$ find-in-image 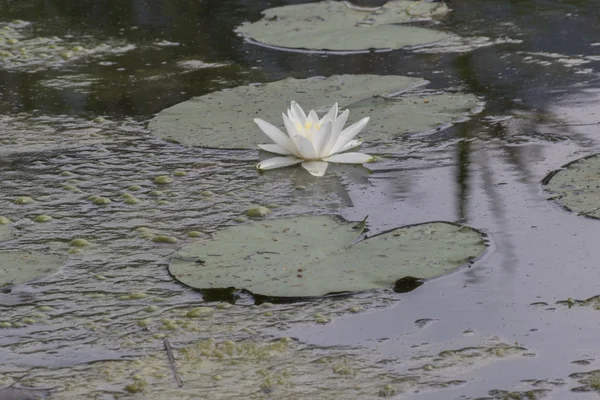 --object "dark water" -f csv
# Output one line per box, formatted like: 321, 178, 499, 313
2, 0, 600, 398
